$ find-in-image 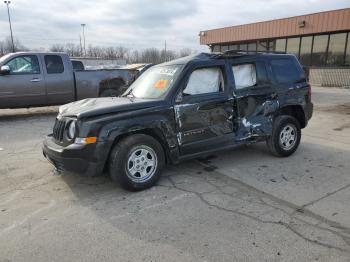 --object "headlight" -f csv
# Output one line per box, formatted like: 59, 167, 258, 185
67, 121, 76, 140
